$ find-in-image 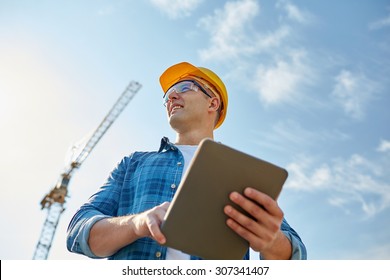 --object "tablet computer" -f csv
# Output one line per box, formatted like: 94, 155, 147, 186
160, 138, 288, 259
